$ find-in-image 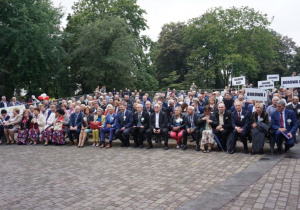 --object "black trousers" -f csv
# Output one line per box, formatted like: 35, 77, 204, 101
146, 128, 168, 146
131, 128, 146, 146
215, 129, 230, 150
183, 128, 200, 145
231, 129, 249, 150
116, 128, 132, 146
